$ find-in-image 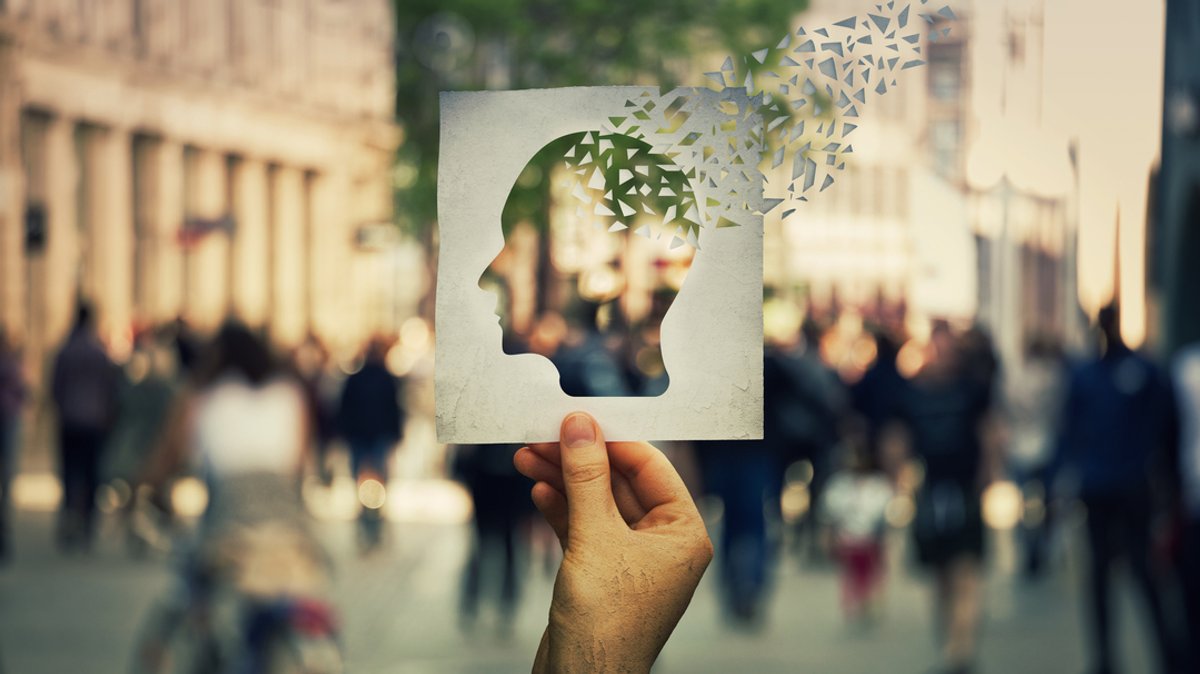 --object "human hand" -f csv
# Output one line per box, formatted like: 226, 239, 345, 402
514, 412, 713, 674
